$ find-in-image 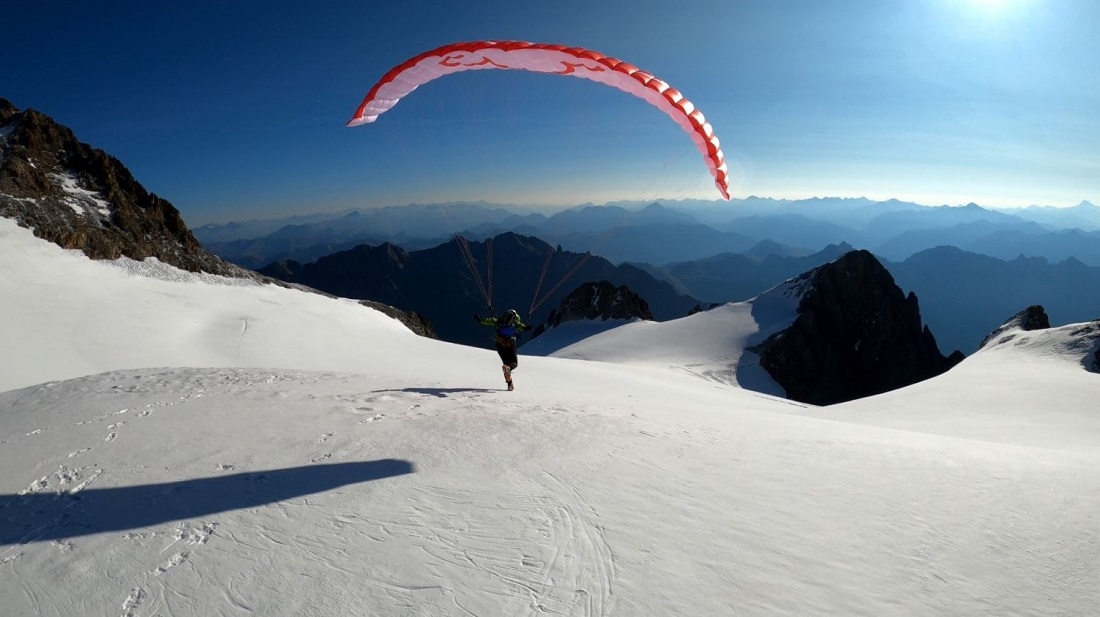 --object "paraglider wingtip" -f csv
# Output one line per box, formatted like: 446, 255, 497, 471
345, 117, 373, 127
